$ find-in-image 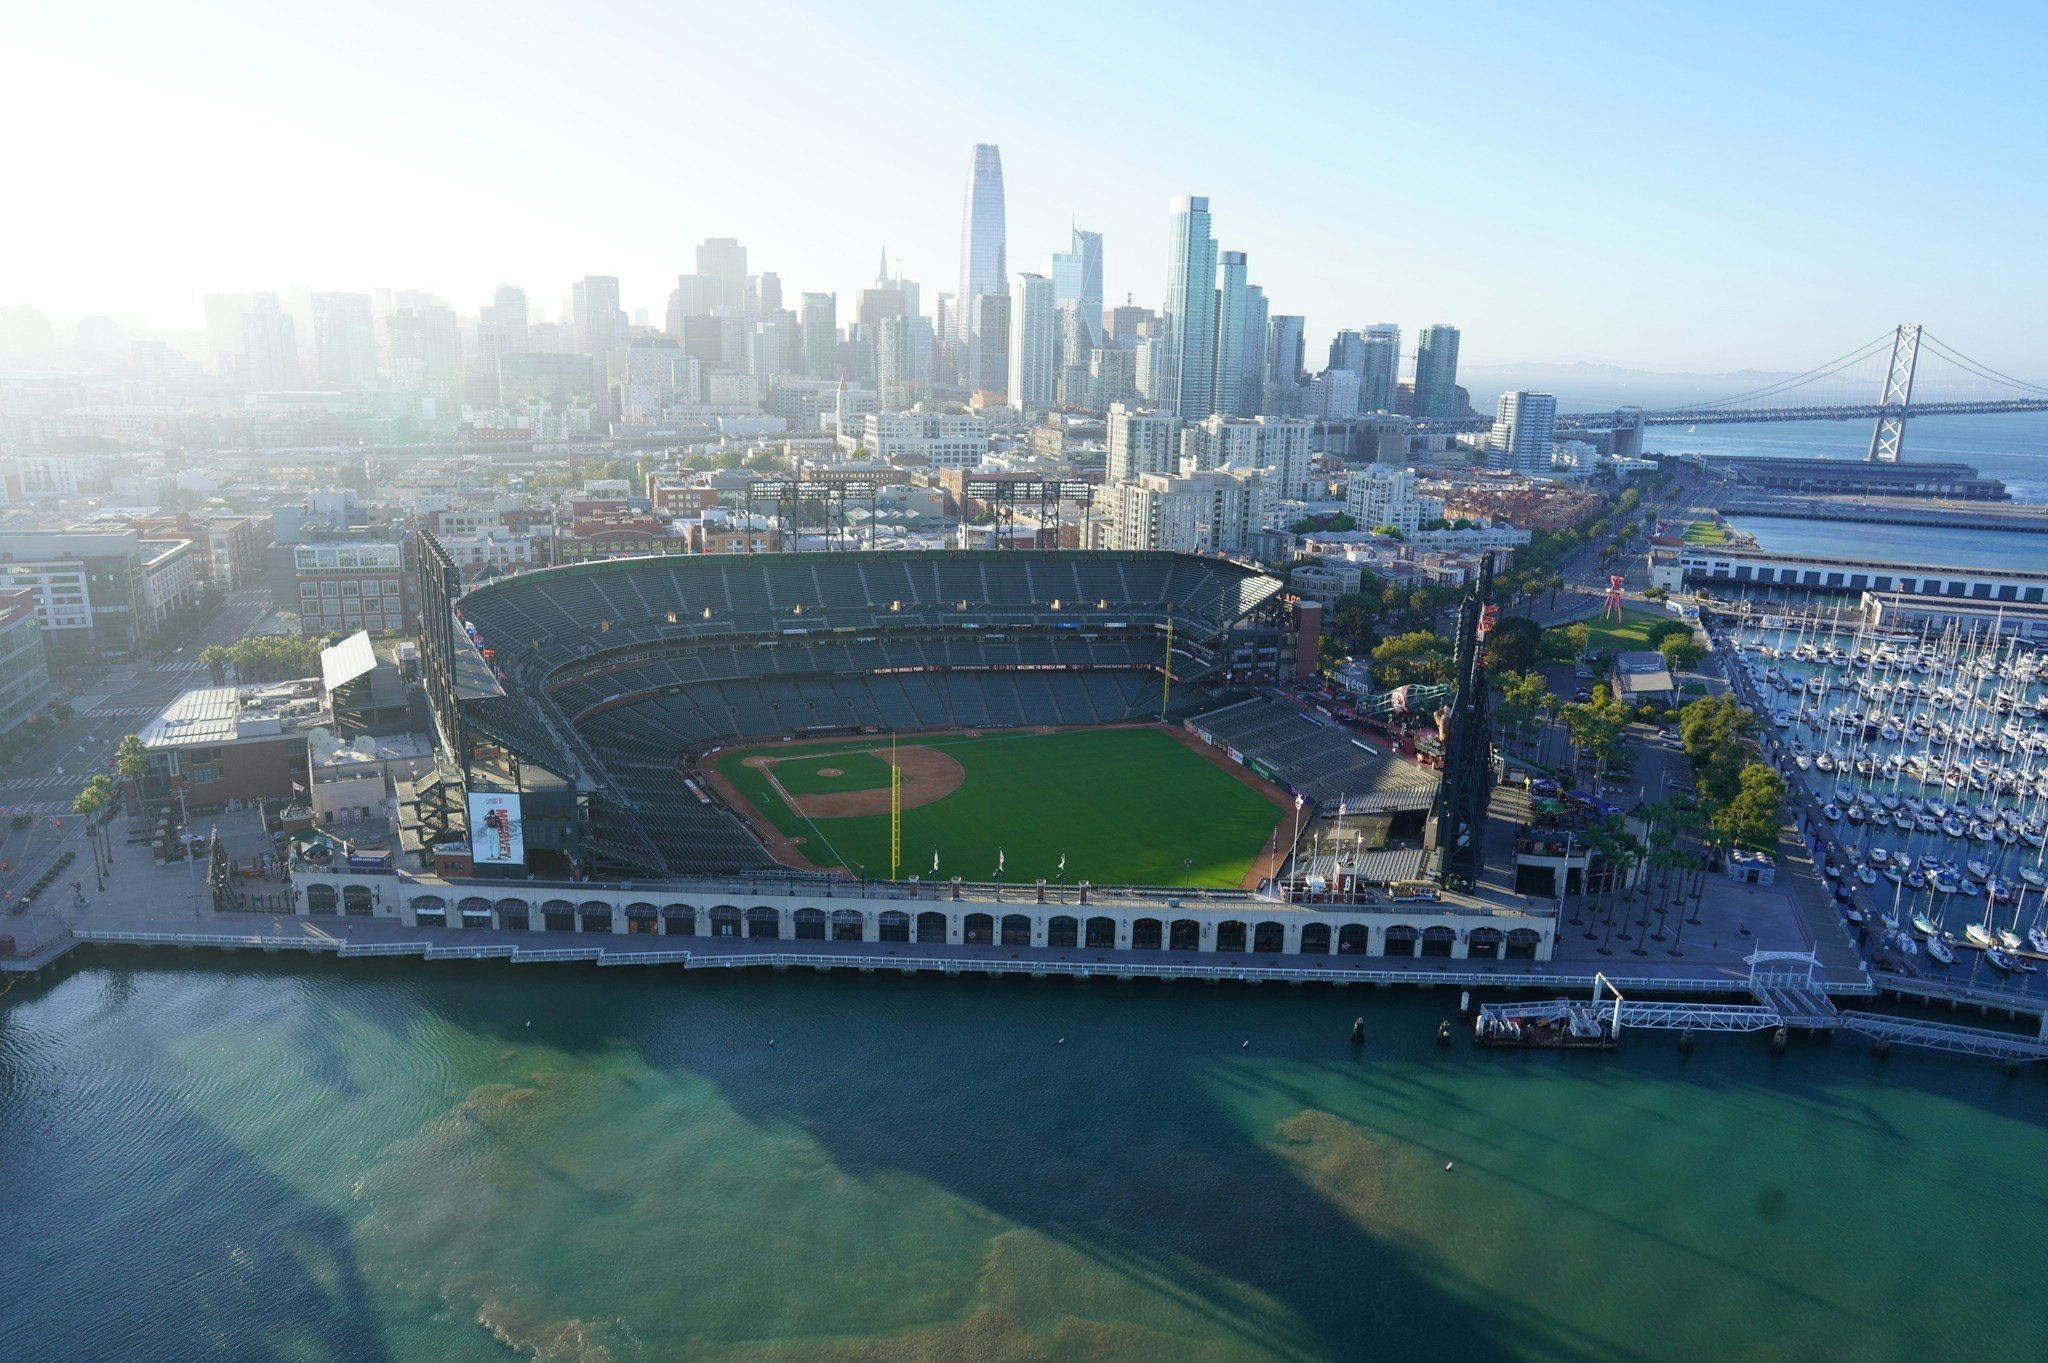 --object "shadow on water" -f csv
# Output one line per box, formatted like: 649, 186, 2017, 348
0, 969, 396, 1363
